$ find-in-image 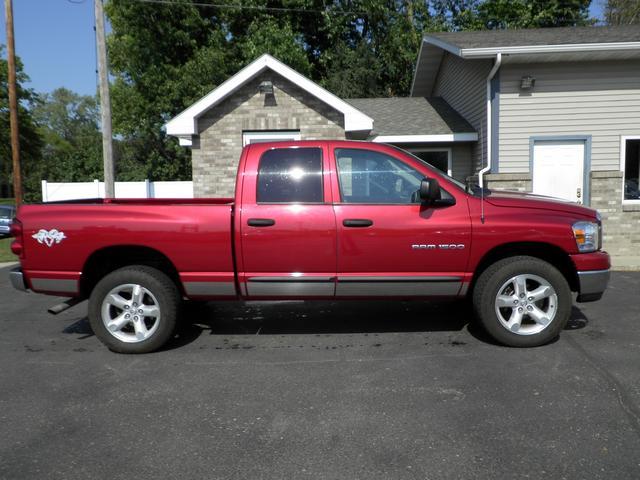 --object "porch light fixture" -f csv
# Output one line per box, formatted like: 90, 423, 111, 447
259, 80, 274, 95
520, 76, 536, 90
